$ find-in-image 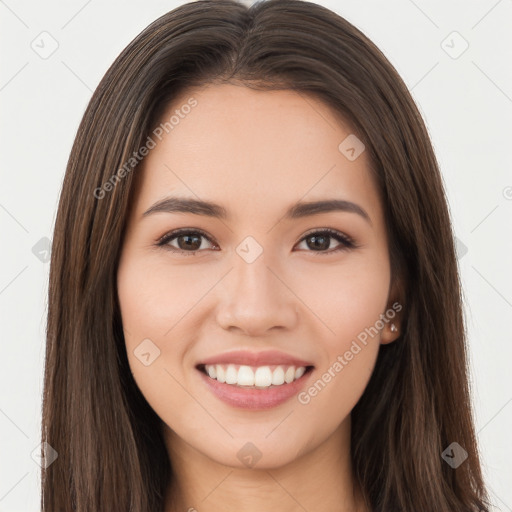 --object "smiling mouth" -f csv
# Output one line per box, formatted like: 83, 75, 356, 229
196, 363, 314, 389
